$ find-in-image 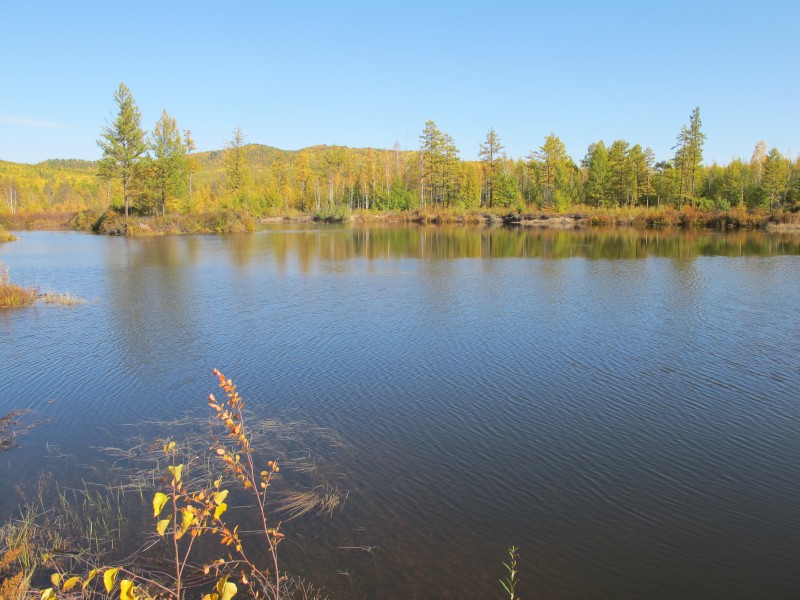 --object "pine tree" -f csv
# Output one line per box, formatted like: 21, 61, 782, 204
97, 83, 147, 223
